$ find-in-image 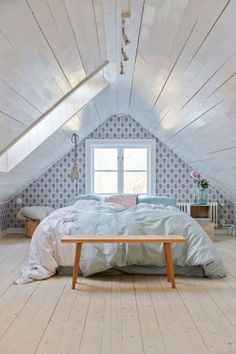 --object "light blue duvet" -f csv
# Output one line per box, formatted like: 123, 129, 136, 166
16, 200, 226, 284
73, 202, 226, 278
